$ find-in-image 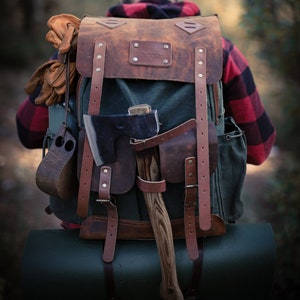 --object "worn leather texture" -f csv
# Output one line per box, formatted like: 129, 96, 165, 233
76, 16, 222, 84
